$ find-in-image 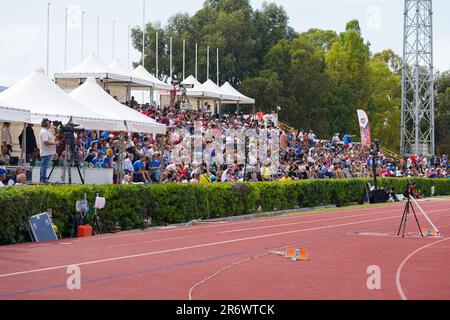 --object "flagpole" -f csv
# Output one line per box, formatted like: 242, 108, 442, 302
46, 2, 51, 75
170, 36, 173, 78
216, 48, 219, 85
97, 16, 100, 57
207, 45, 210, 80
155, 31, 159, 77
195, 42, 198, 79
142, 0, 145, 66
64, 7, 68, 70
127, 24, 130, 67
81, 11, 85, 61
112, 20, 116, 61
183, 39, 186, 80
